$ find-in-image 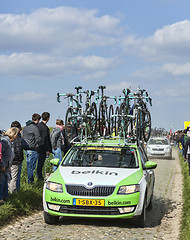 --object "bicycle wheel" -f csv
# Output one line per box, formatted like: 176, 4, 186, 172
115, 106, 120, 136
89, 102, 97, 137
120, 102, 130, 115
136, 110, 143, 145
108, 104, 114, 135
120, 103, 129, 136
142, 110, 151, 142
65, 107, 77, 143
98, 102, 106, 136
